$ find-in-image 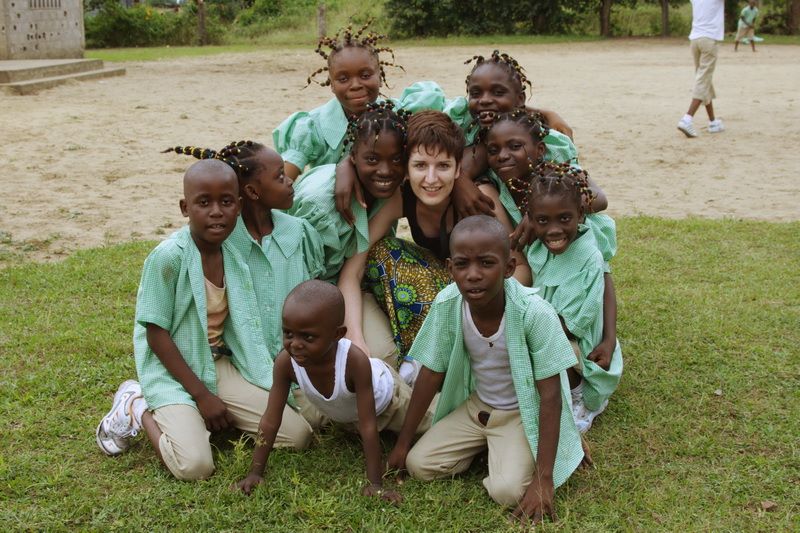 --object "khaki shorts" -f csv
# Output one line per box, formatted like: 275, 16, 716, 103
736, 26, 755, 41
690, 37, 718, 105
